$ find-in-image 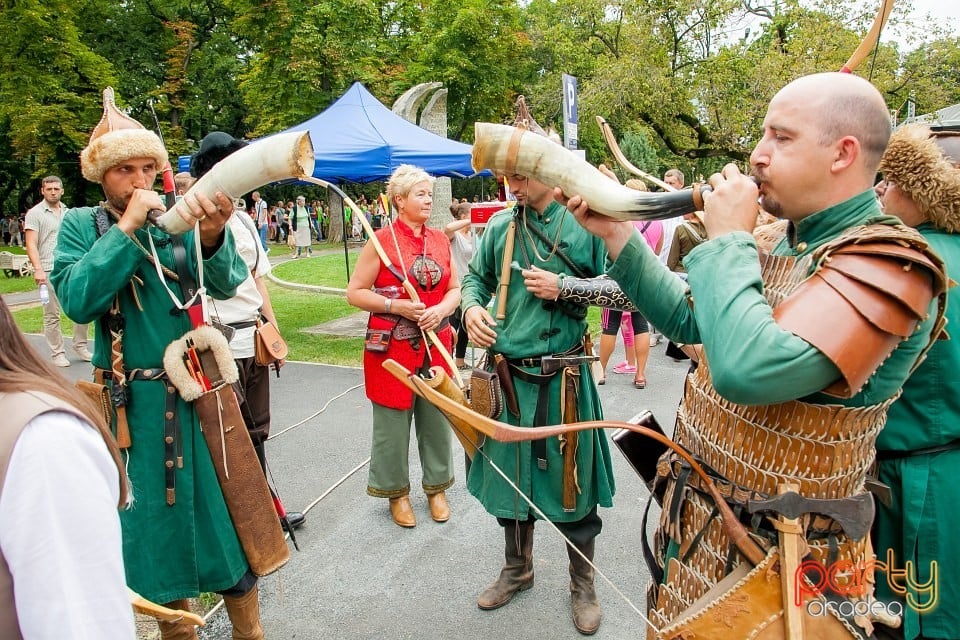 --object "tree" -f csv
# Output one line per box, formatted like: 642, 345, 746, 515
0, 0, 116, 211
